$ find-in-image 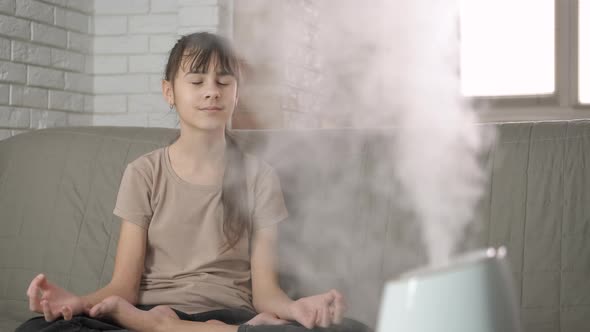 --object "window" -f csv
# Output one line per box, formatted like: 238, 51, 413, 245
459, 0, 555, 97
580, 0, 590, 104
